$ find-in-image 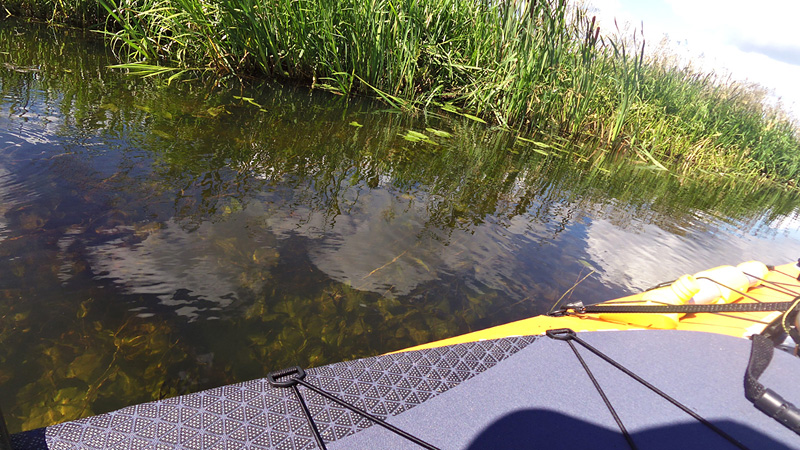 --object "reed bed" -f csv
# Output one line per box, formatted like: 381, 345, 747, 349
5, 0, 800, 181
